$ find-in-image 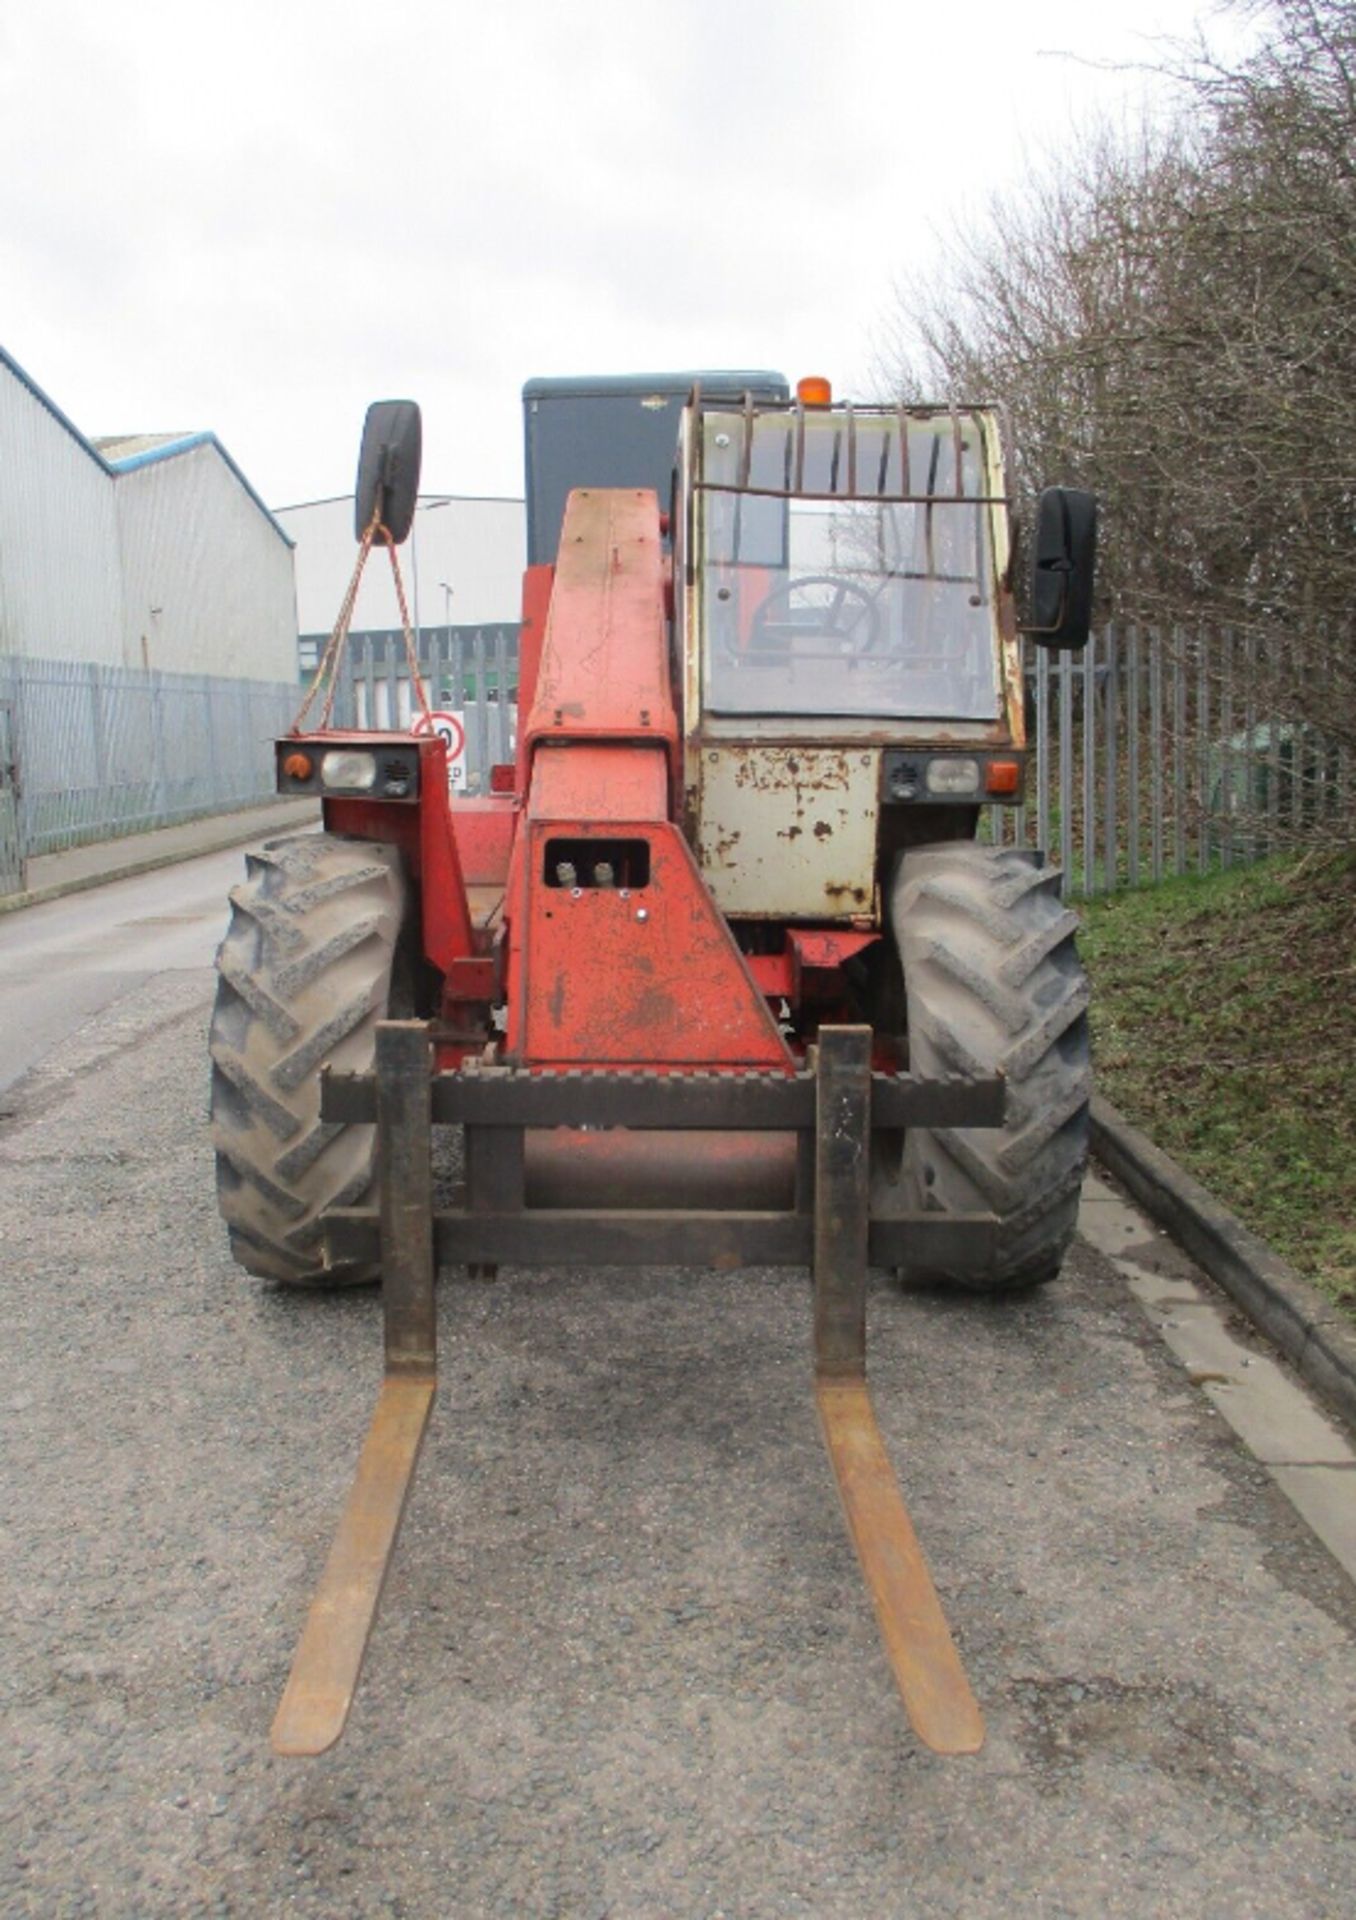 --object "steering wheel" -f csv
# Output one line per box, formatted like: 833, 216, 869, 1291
749, 575, 882, 655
